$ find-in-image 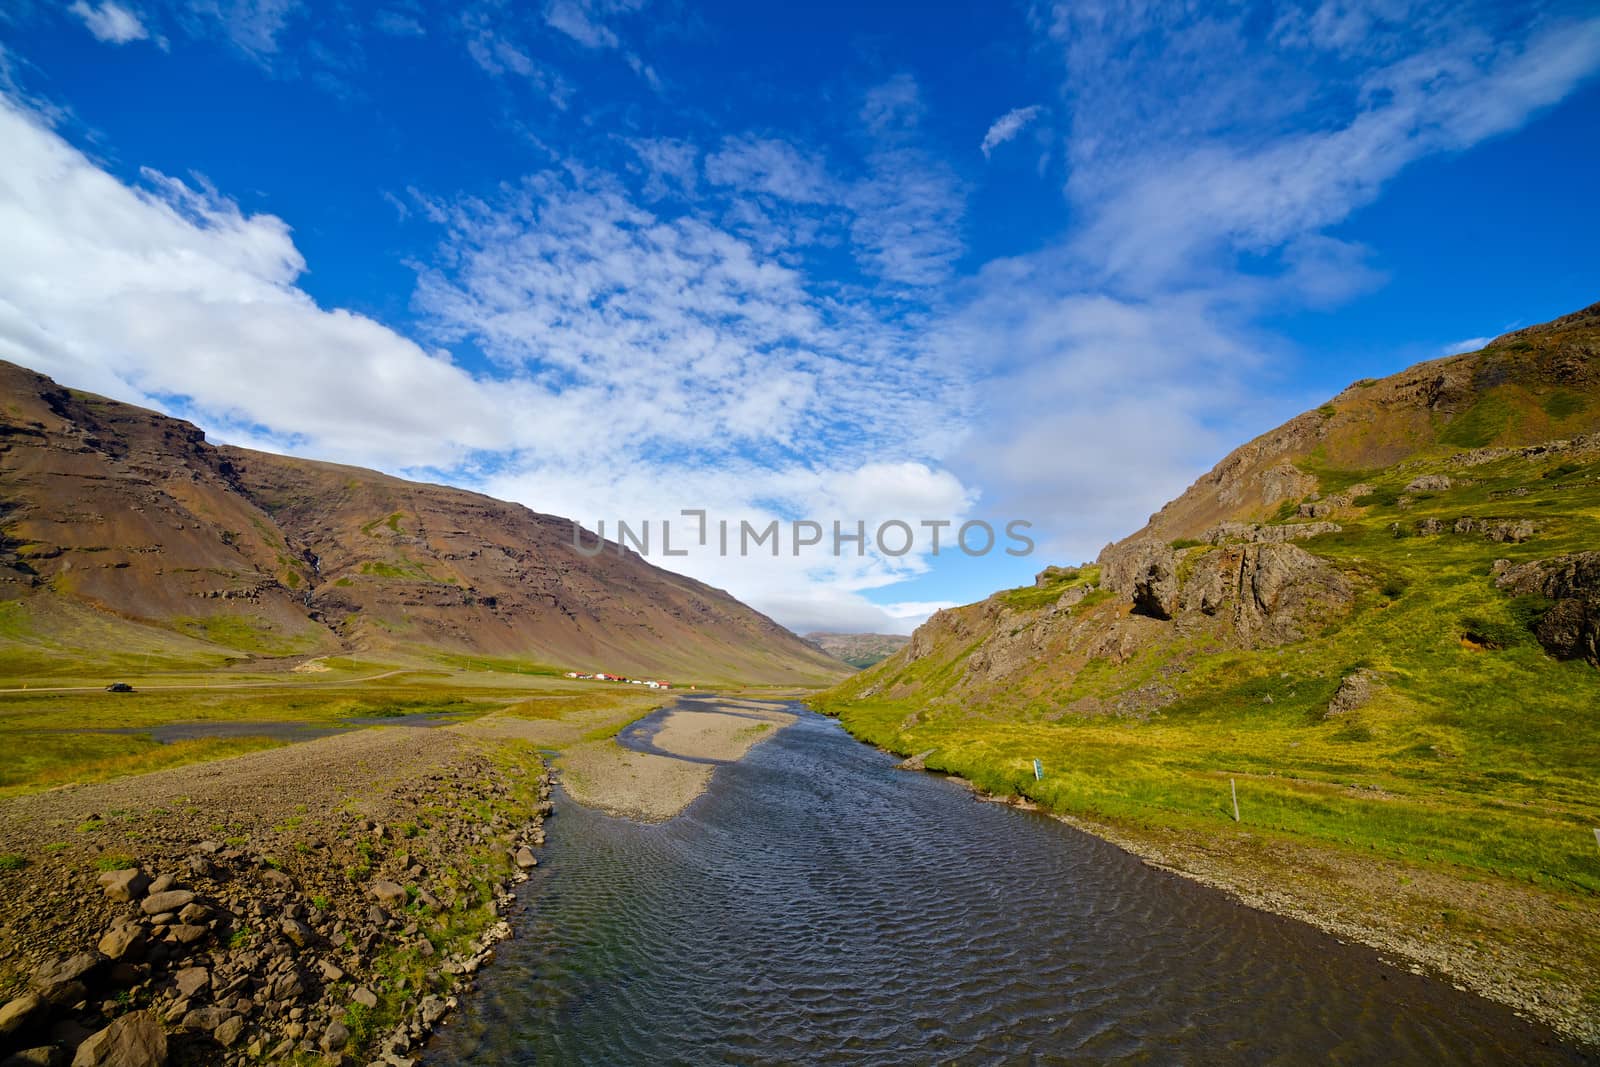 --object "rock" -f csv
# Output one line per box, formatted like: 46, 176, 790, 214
2, 1046, 65, 1067
0, 992, 48, 1039
270, 970, 304, 1002
1326, 669, 1382, 718
145, 874, 177, 896
212, 1015, 246, 1048
416, 888, 442, 911
1495, 551, 1600, 666
370, 881, 407, 909
69, 1010, 166, 1067
1050, 584, 1088, 613
280, 919, 315, 948
97, 924, 147, 963
173, 967, 209, 999
1033, 564, 1077, 587
418, 996, 448, 1027
30, 953, 106, 1006
179, 1006, 228, 1032
1405, 474, 1452, 492
351, 987, 378, 1010
1204, 521, 1342, 545
176, 903, 209, 925
139, 891, 194, 916
513, 847, 538, 869
96, 869, 149, 903
318, 960, 345, 983
320, 1021, 350, 1052
166, 925, 209, 946
259, 869, 294, 890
